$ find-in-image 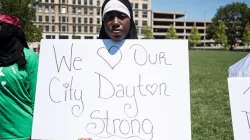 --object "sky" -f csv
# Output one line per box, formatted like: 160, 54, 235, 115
152, 0, 250, 20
